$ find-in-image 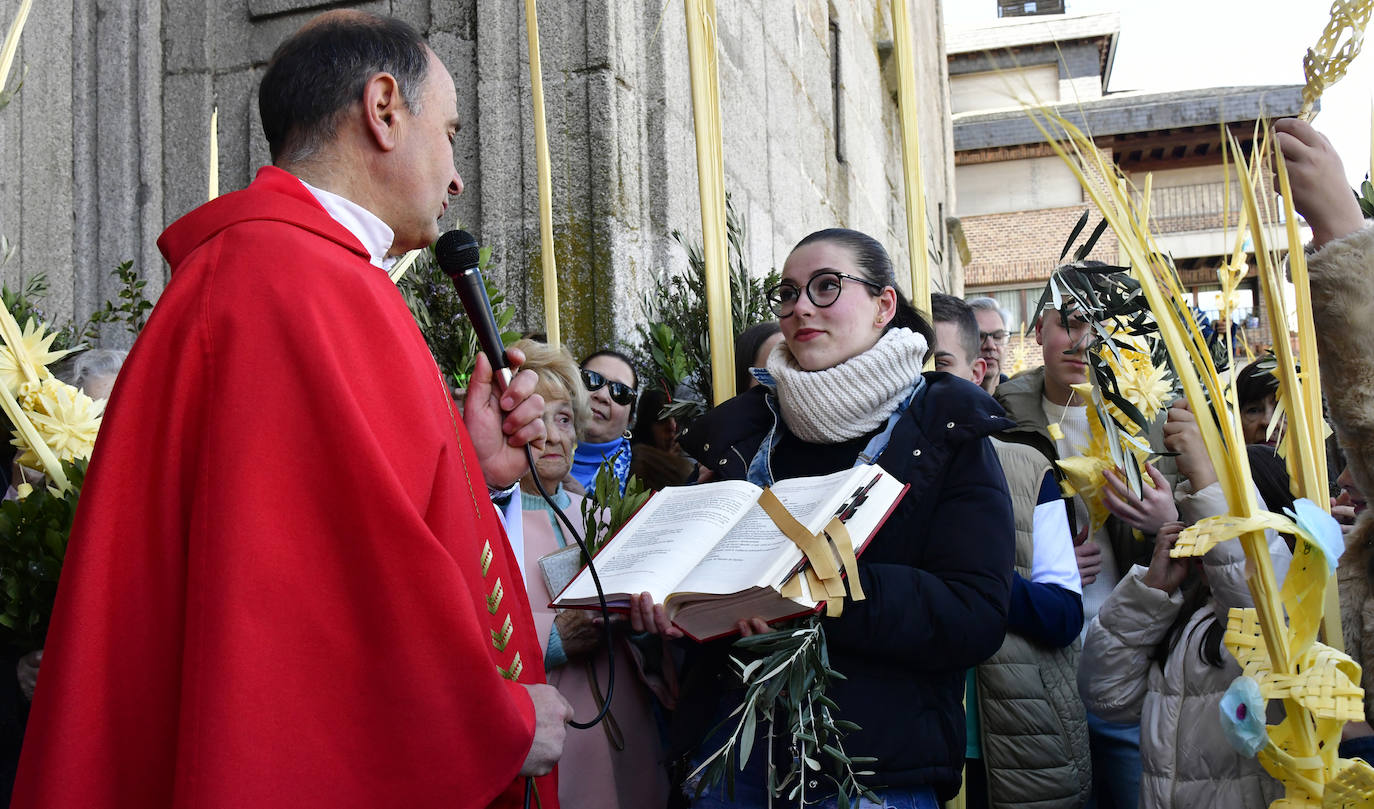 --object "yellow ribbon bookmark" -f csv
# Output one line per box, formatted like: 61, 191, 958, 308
756, 489, 867, 618
804, 567, 844, 617
822, 517, 865, 602
758, 488, 841, 581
